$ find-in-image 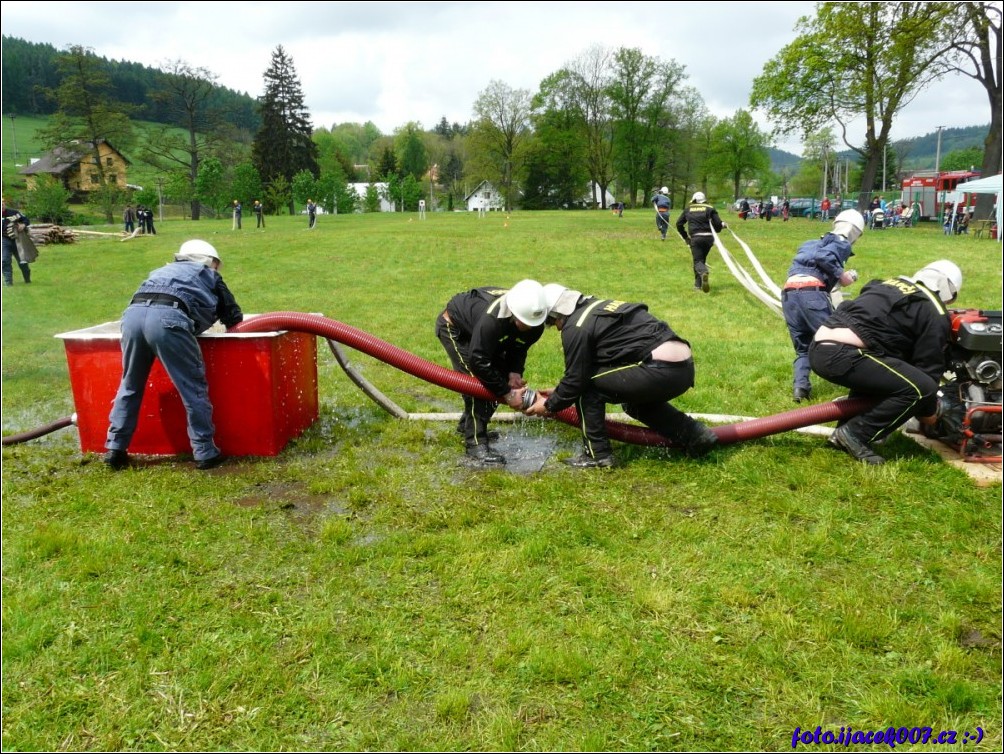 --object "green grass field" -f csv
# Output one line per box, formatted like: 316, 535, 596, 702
2, 209, 1001, 751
